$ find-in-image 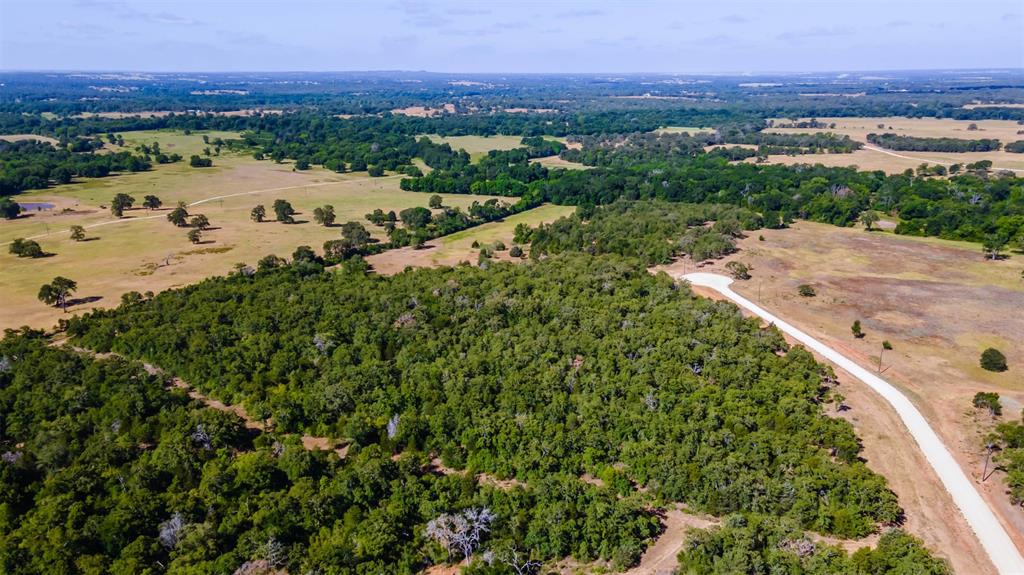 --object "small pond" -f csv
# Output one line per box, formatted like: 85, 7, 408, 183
16, 202, 55, 211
